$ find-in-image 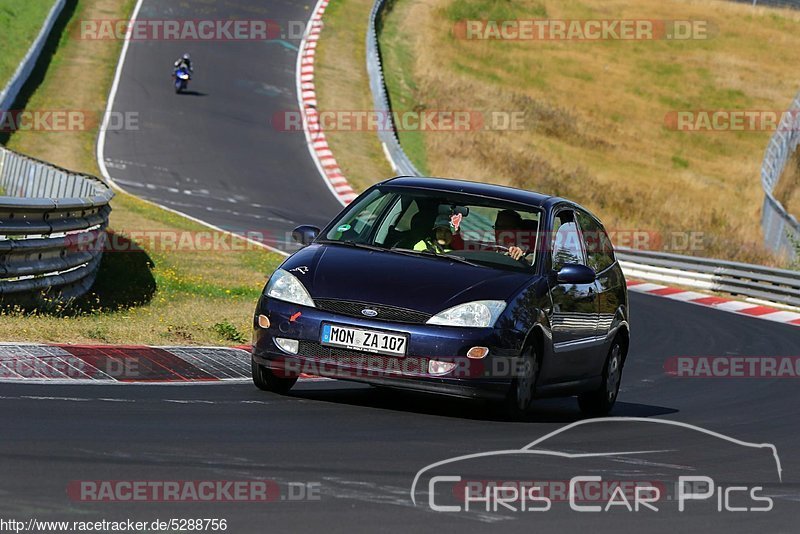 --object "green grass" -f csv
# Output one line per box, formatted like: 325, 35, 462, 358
671, 155, 689, 169
0, 0, 286, 345
443, 0, 547, 21
377, 7, 429, 174
313, 0, 394, 190
0, 0, 56, 87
